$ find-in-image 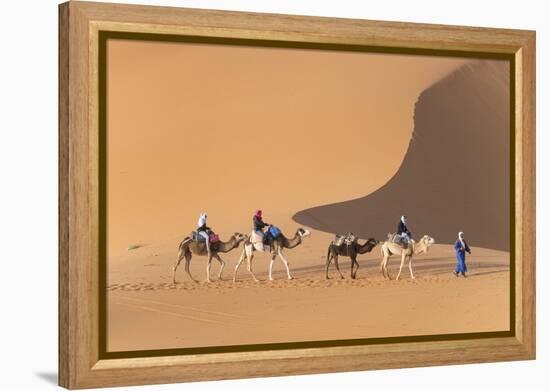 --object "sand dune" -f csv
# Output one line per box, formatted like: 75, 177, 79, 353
106, 40, 468, 256
294, 60, 510, 251
106, 41, 510, 353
